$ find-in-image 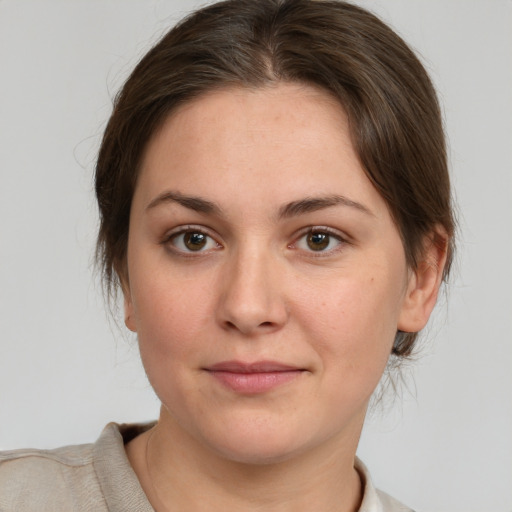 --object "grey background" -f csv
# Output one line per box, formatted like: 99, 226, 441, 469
0, 1, 511, 511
